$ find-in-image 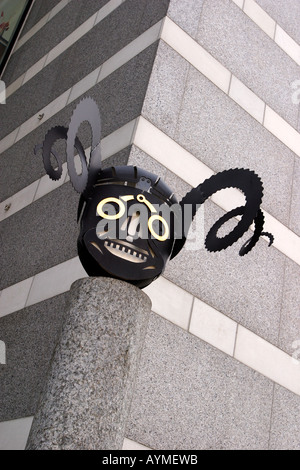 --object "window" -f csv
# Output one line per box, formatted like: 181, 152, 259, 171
0, 0, 34, 77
